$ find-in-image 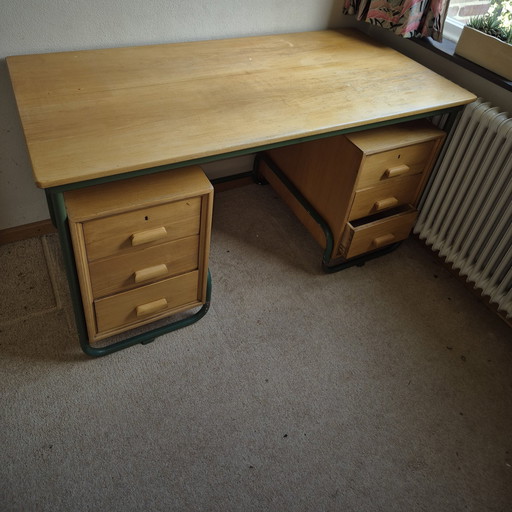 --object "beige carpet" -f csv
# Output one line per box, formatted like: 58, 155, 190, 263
1, 183, 511, 511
